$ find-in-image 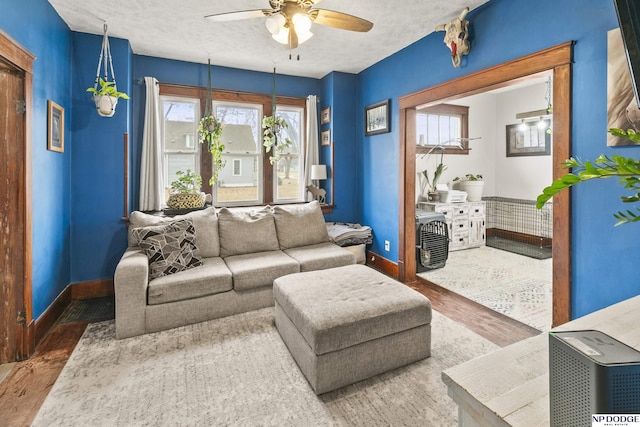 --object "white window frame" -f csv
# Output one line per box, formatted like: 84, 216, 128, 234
273, 105, 306, 203
159, 95, 201, 195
